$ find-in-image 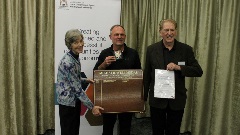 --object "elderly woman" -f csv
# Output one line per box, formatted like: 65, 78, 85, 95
56, 29, 103, 135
